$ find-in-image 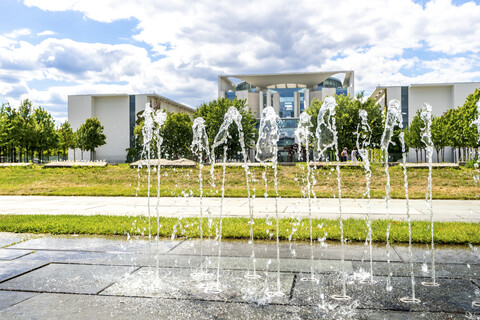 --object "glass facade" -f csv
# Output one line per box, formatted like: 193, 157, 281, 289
224, 76, 349, 162
401, 86, 409, 128
318, 77, 342, 89
129, 95, 135, 149
255, 118, 299, 162
236, 81, 256, 92
268, 88, 305, 118
226, 91, 236, 101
